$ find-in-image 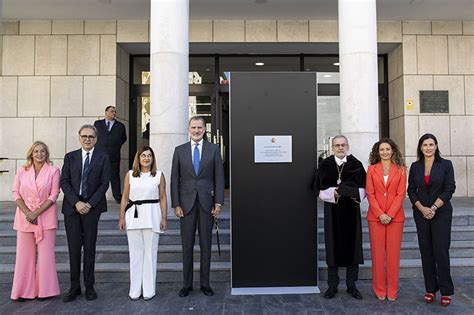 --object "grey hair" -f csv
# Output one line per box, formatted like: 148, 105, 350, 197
78, 124, 98, 136
332, 134, 349, 146
188, 116, 205, 126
